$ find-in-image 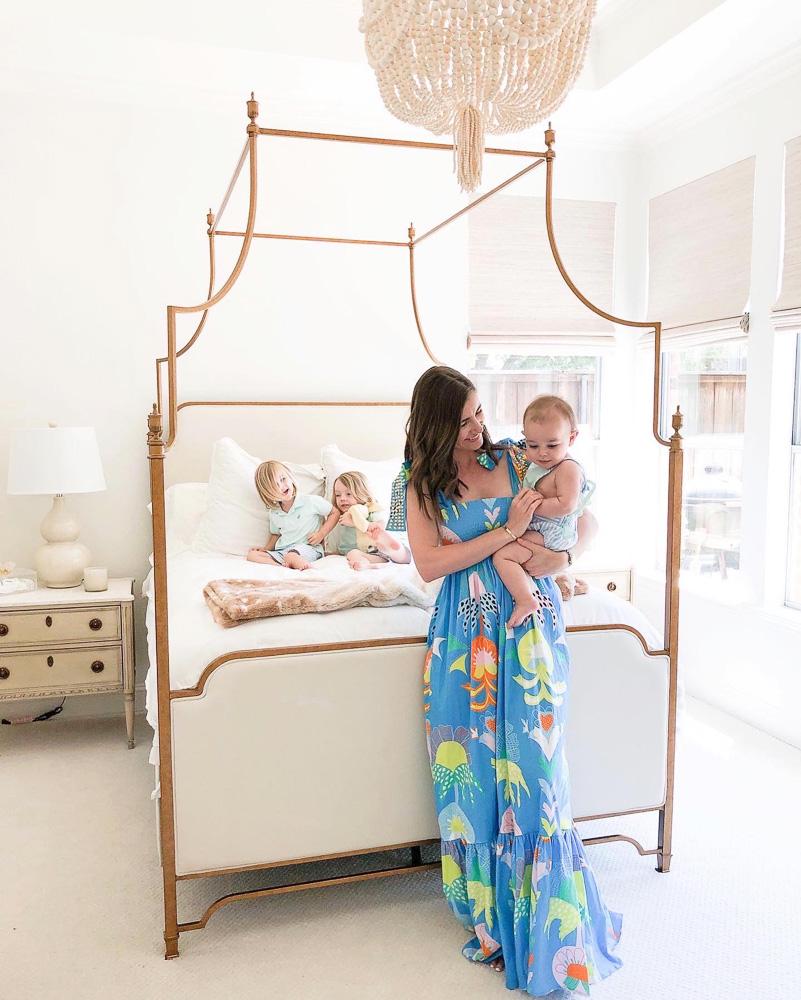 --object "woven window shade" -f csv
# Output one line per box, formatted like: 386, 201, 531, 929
774, 135, 801, 320
645, 157, 755, 345
468, 194, 616, 348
